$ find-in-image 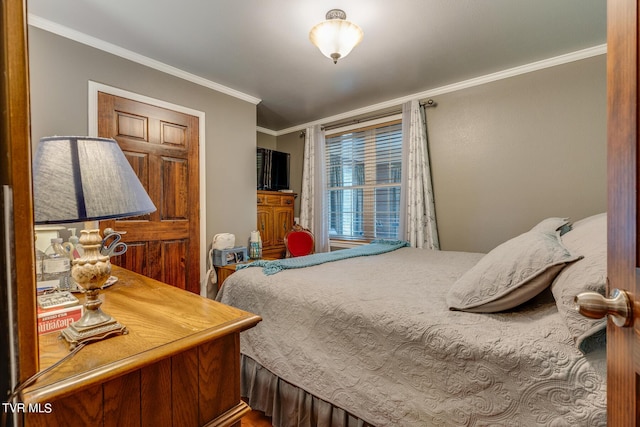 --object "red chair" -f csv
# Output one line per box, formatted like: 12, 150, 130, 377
284, 225, 315, 257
